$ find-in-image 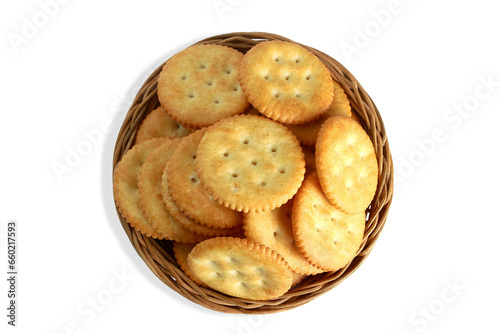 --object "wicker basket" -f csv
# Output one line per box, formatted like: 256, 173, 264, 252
112, 32, 394, 314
